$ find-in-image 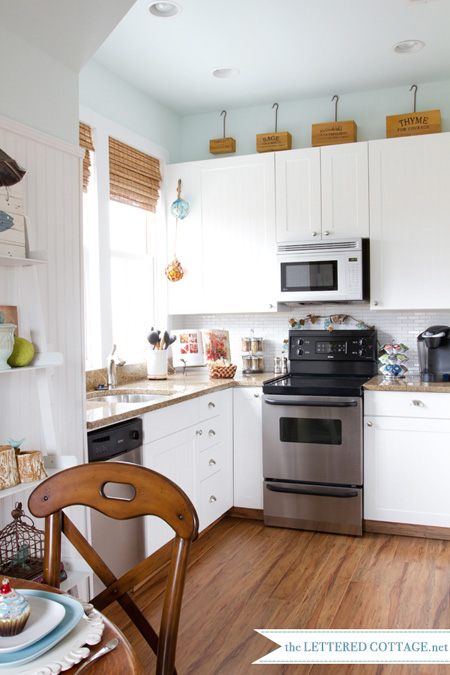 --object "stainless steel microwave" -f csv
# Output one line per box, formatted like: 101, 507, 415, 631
277, 238, 369, 306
